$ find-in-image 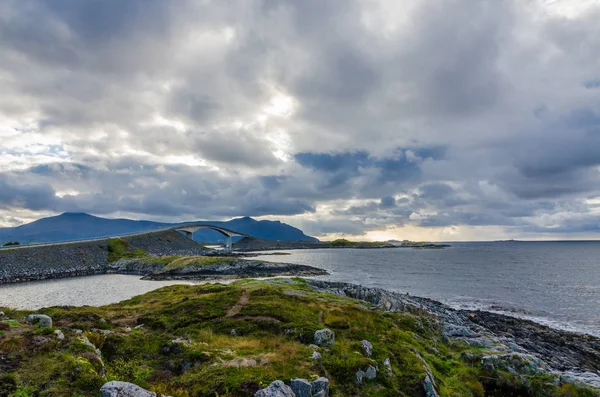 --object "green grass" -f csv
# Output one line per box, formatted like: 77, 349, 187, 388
107, 238, 148, 262
0, 279, 596, 397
